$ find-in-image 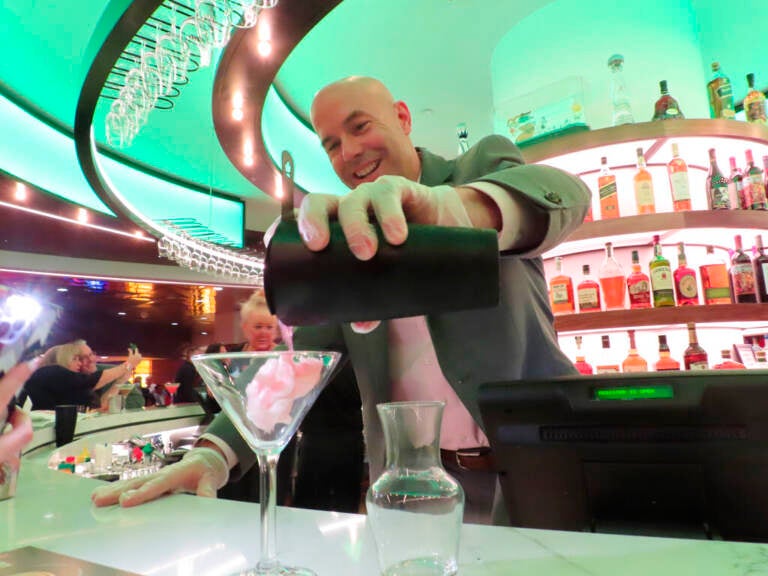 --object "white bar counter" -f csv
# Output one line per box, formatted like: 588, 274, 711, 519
3, 447, 768, 575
